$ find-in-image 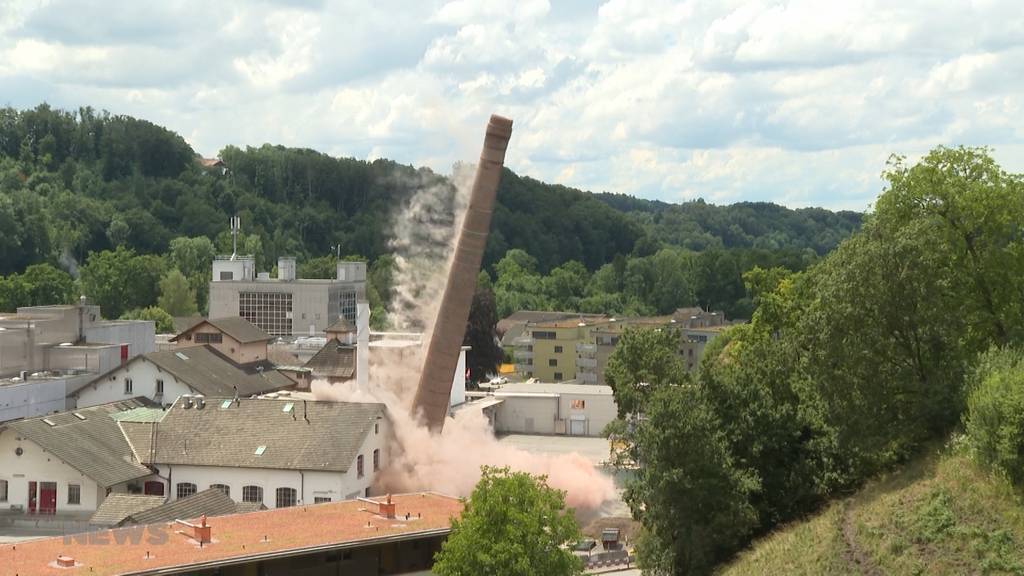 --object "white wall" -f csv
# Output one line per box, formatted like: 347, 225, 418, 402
85, 321, 155, 356
154, 414, 391, 507
0, 429, 102, 513
75, 360, 191, 409
492, 392, 617, 437
494, 396, 558, 434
